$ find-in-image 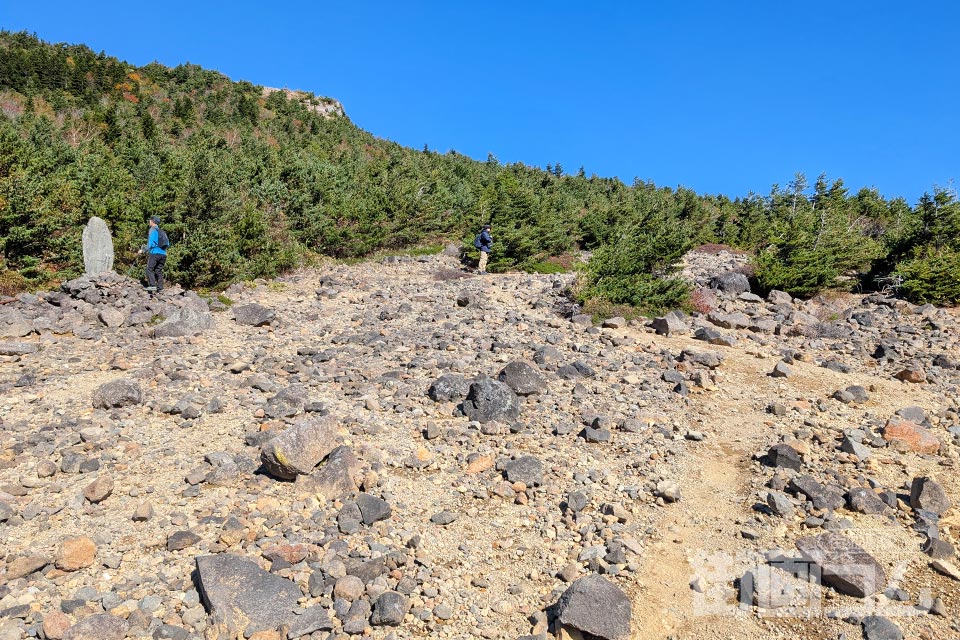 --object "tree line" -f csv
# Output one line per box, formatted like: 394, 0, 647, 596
1, 31, 958, 309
